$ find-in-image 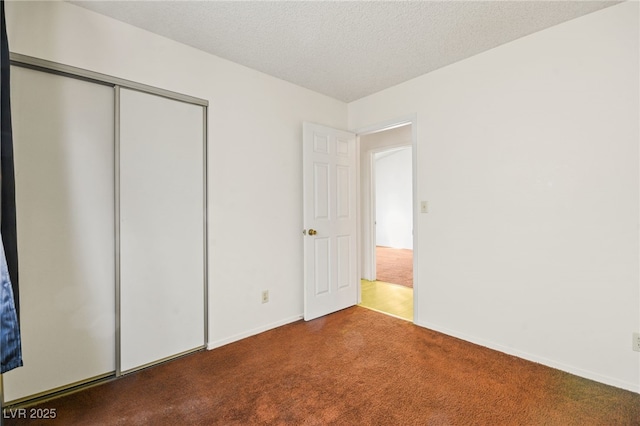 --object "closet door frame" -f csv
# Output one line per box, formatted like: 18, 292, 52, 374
2, 53, 209, 405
